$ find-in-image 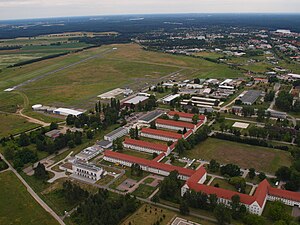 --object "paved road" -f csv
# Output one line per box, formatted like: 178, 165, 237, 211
0, 153, 65, 225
